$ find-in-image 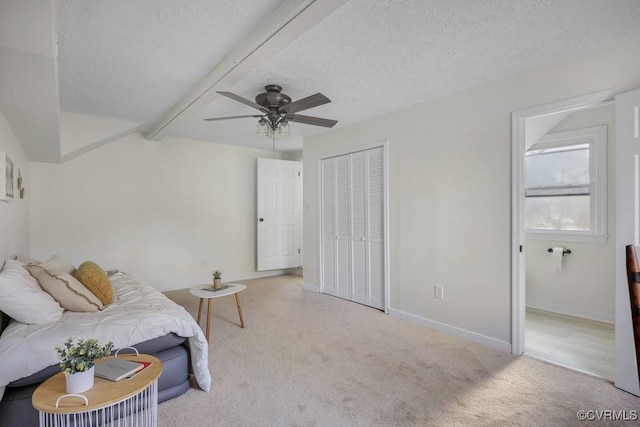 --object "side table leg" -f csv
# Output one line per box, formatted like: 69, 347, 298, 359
197, 298, 203, 324
235, 293, 245, 328
206, 298, 212, 341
